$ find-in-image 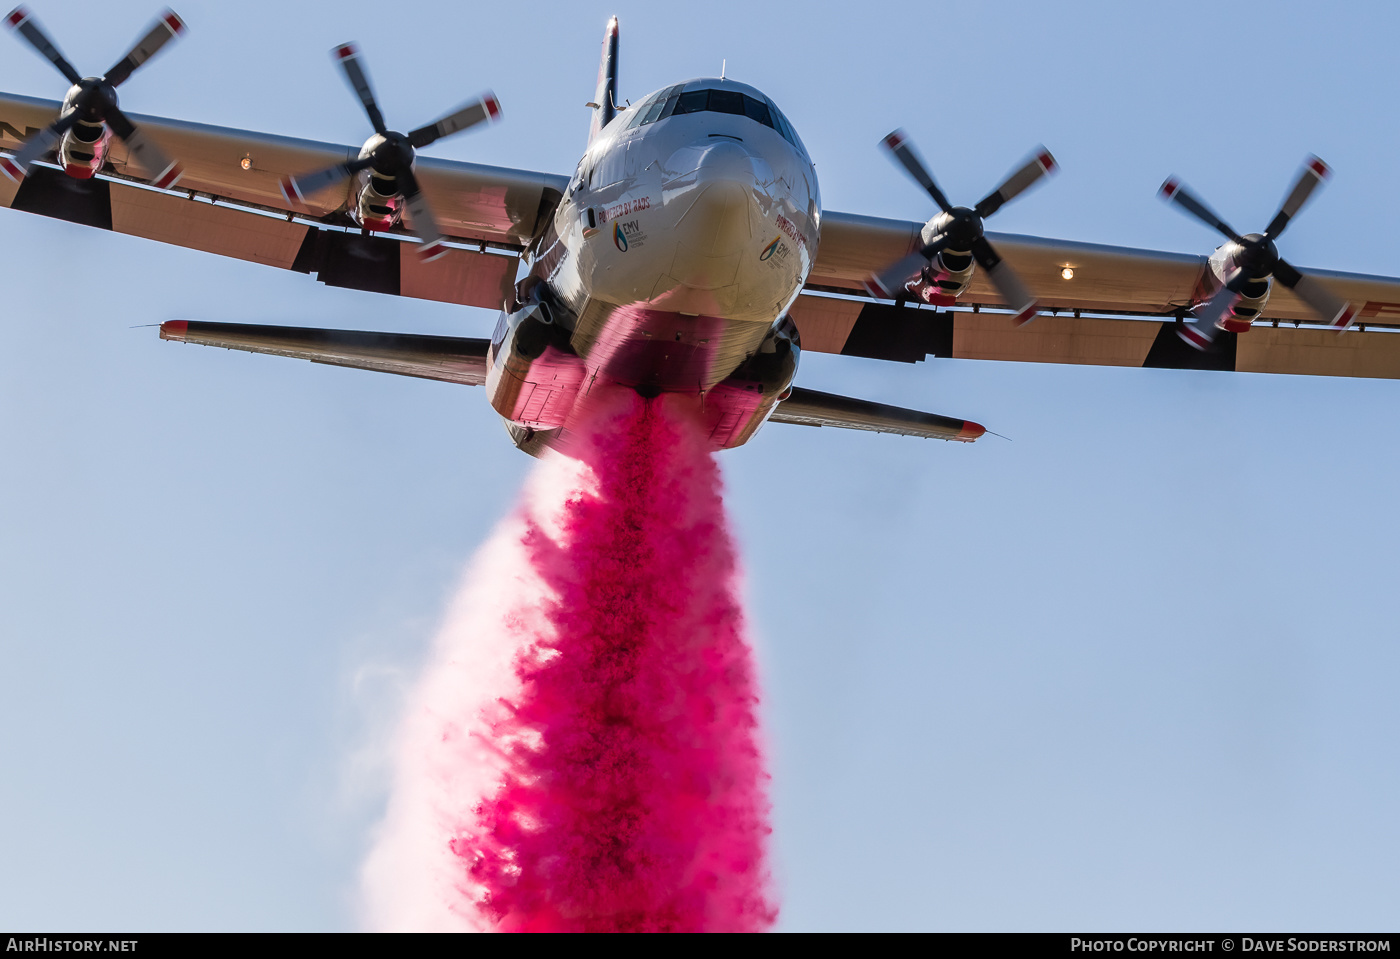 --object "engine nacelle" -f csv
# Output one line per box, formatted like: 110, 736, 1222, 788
1207, 243, 1272, 333
908, 212, 975, 305
351, 170, 403, 232
56, 119, 110, 179
485, 296, 585, 430
56, 81, 110, 180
